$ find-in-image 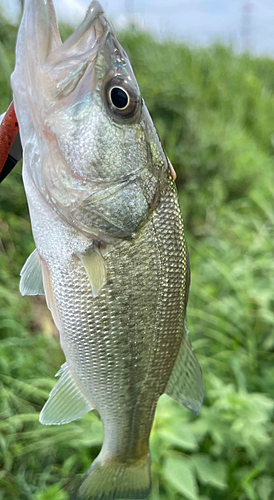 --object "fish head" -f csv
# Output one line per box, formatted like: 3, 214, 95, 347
12, 0, 169, 240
